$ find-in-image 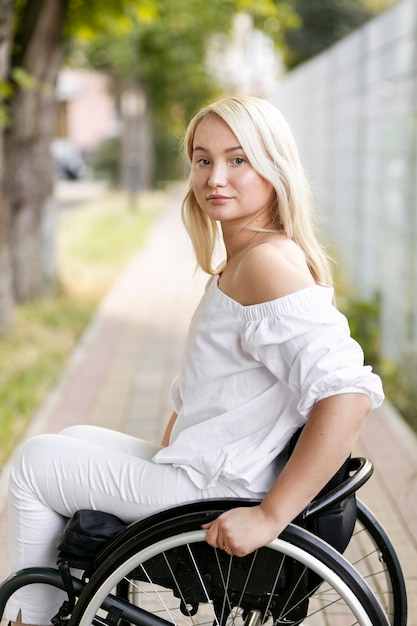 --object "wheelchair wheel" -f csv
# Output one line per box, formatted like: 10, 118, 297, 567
70, 508, 389, 626
344, 500, 407, 626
